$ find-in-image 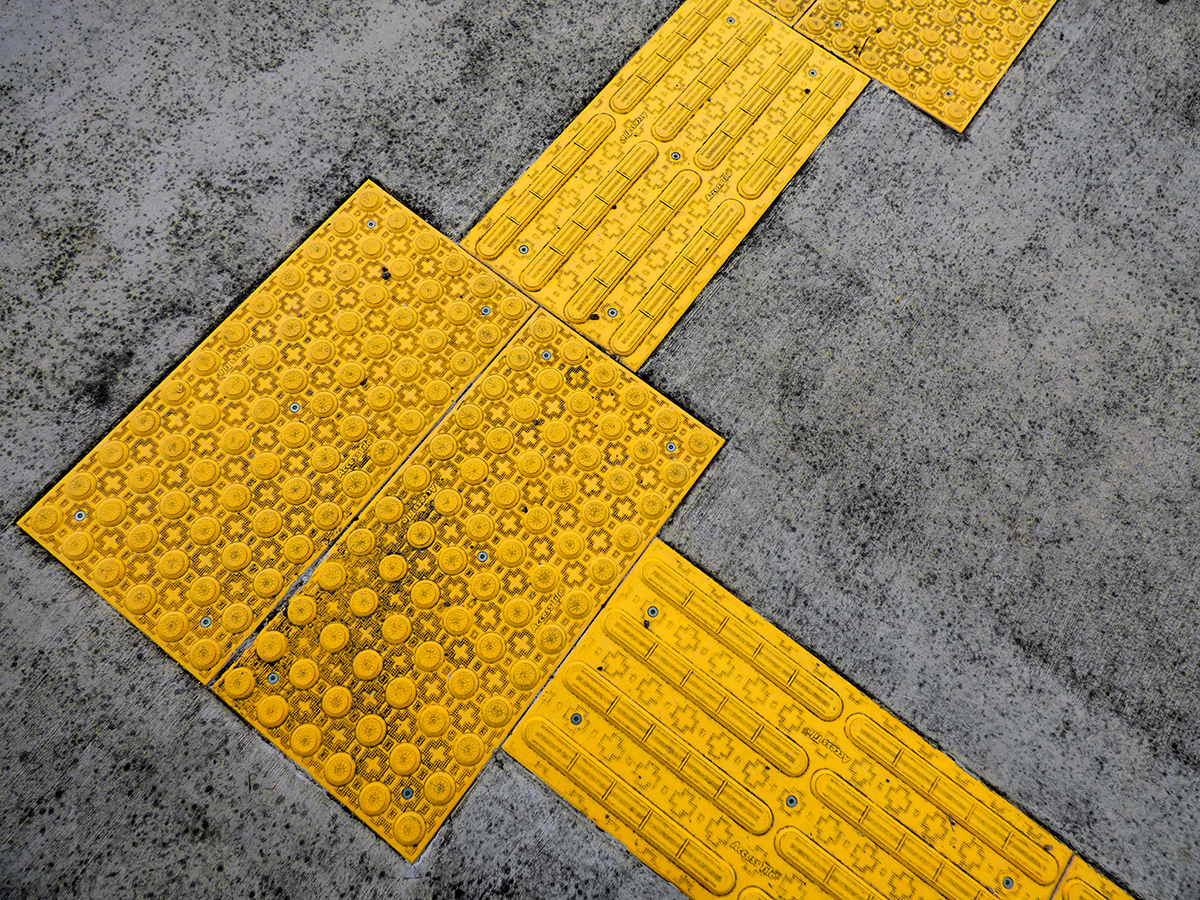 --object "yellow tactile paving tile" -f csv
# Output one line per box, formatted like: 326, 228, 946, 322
18, 181, 534, 681
1051, 858, 1136, 900
796, 0, 1058, 132
505, 540, 1073, 900
463, 0, 867, 370
213, 310, 723, 861
748, 0, 806, 27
